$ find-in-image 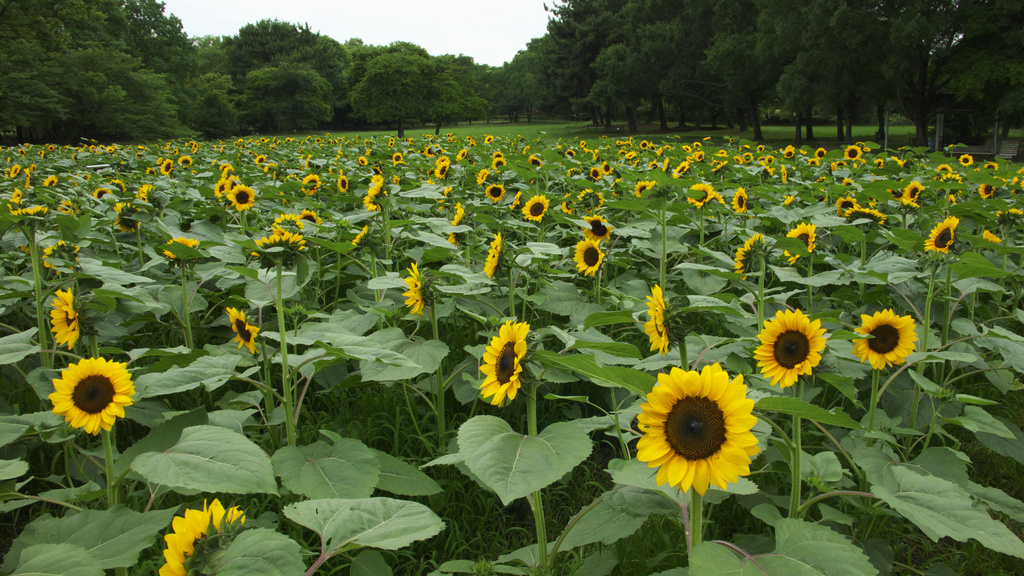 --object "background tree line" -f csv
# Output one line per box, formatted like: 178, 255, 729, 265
3, 0, 1023, 144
